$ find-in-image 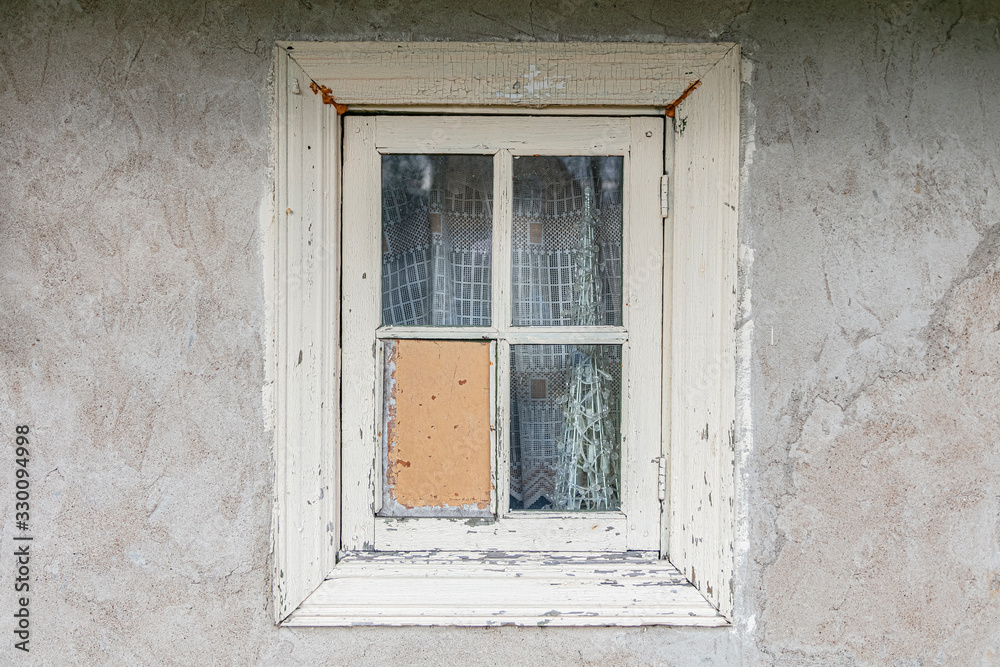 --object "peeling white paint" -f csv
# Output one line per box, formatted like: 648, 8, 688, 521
495, 65, 570, 101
